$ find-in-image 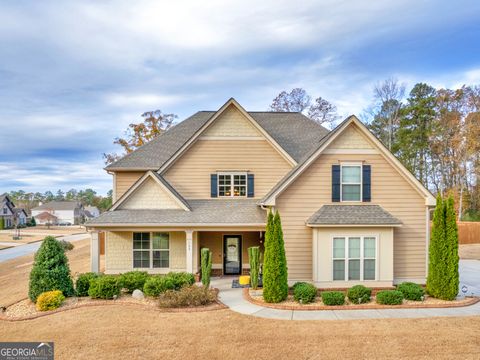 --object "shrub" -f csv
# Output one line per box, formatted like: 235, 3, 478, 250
118, 271, 150, 293
158, 285, 217, 308
201, 248, 212, 288
248, 246, 261, 290
167, 272, 195, 290
427, 195, 459, 300
75, 272, 99, 297
376, 290, 404, 305
263, 210, 288, 303
29, 217, 36, 227
88, 275, 120, 299
59, 240, 74, 252
36, 290, 65, 311
322, 291, 345, 306
293, 282, 317, 304
397, 282, 424, 301
347, 285, 372, 304
143, 276, 175, 297
28, 236, 75, 302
